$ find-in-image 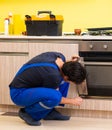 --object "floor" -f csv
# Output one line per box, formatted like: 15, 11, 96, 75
0, 112, 112, 130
